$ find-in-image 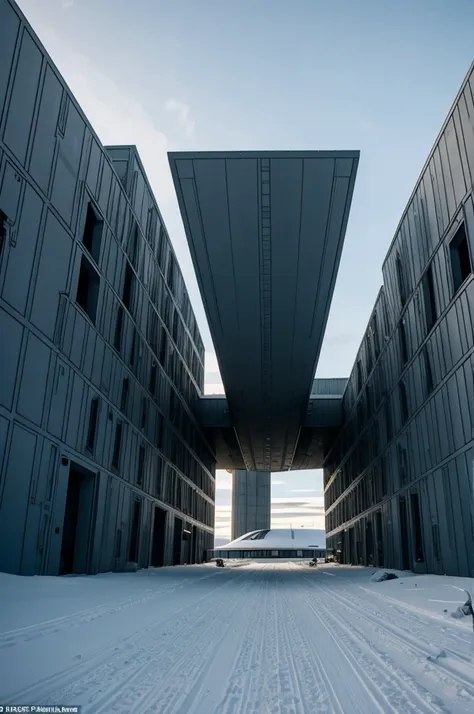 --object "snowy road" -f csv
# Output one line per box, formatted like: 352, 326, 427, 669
1, 564, 474, 713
